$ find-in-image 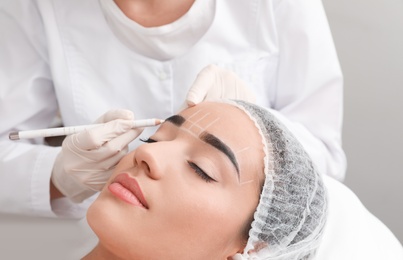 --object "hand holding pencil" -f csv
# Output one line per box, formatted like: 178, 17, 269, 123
49, 109, 159, 203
